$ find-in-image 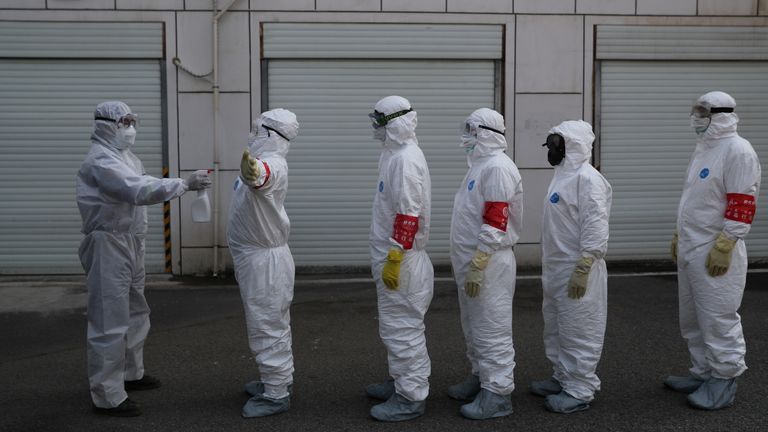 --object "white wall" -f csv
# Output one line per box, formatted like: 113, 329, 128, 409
1, 2, 767, 274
